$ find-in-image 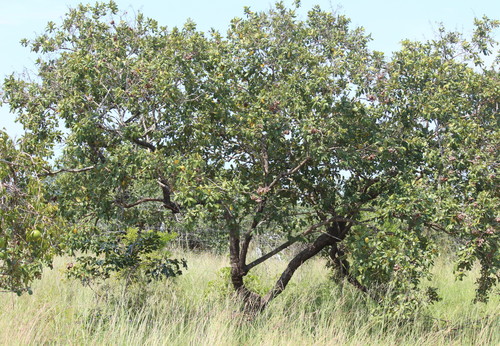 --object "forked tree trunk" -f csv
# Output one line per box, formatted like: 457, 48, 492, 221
228, 222, 264, 309
229, 221, 349, 312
